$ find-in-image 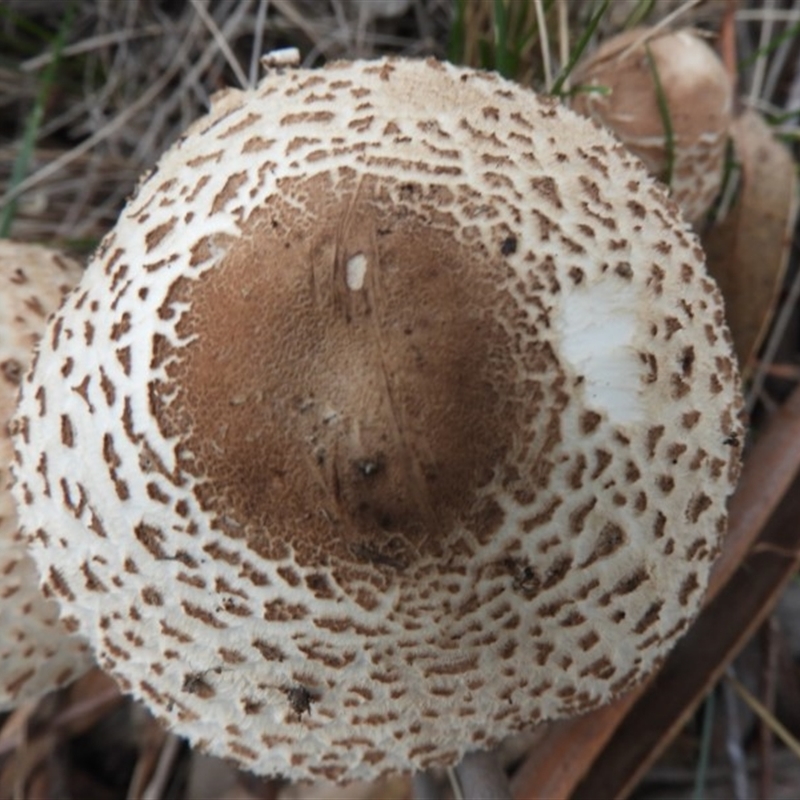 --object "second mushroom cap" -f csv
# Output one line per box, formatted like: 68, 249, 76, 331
0, 240, 91, 710
571, 28, 733, 226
